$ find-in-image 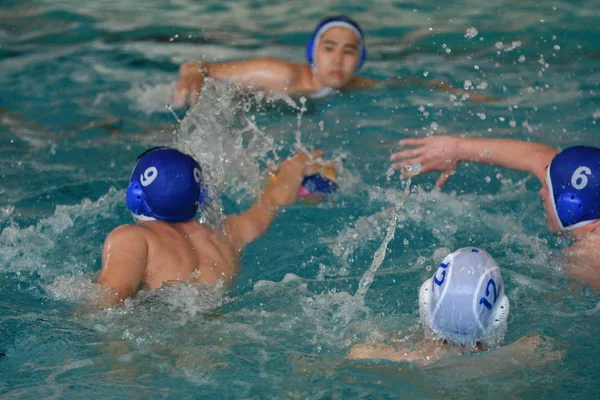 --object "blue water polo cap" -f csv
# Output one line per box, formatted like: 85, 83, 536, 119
306, 16, 367, 69
418, 248, 510, 345
547, 146, 600, 230
126, 147, 207, 222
